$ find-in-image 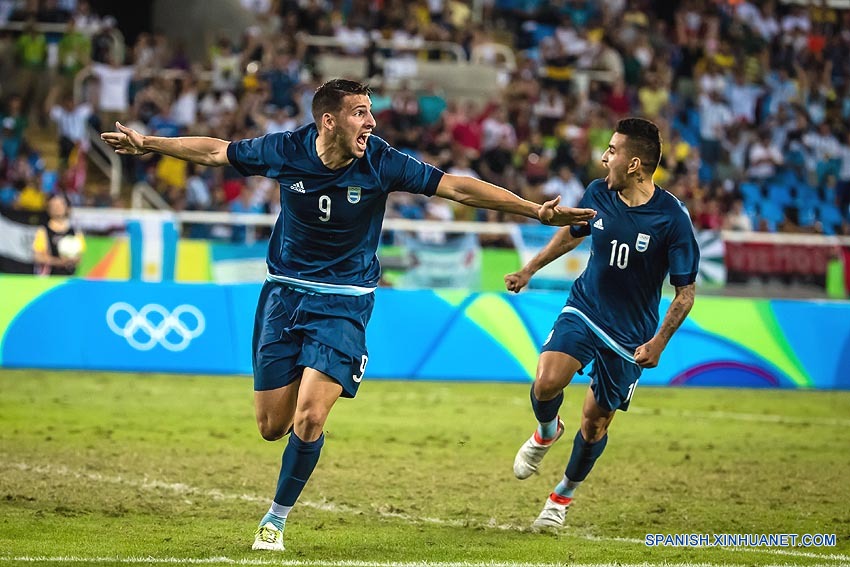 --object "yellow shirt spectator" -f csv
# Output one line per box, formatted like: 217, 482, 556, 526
17, 184, 46, 211
156, 155, 188, 189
